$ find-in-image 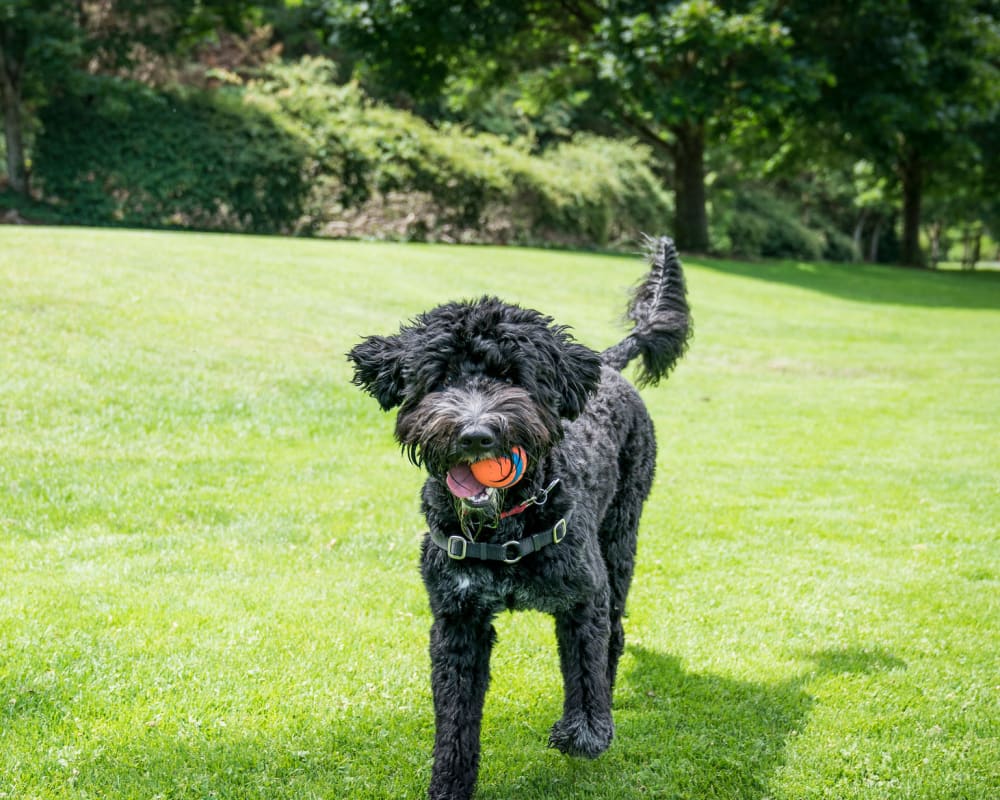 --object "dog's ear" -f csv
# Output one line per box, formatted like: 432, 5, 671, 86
347, 334, 407, 411
555, 340, 602, 420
